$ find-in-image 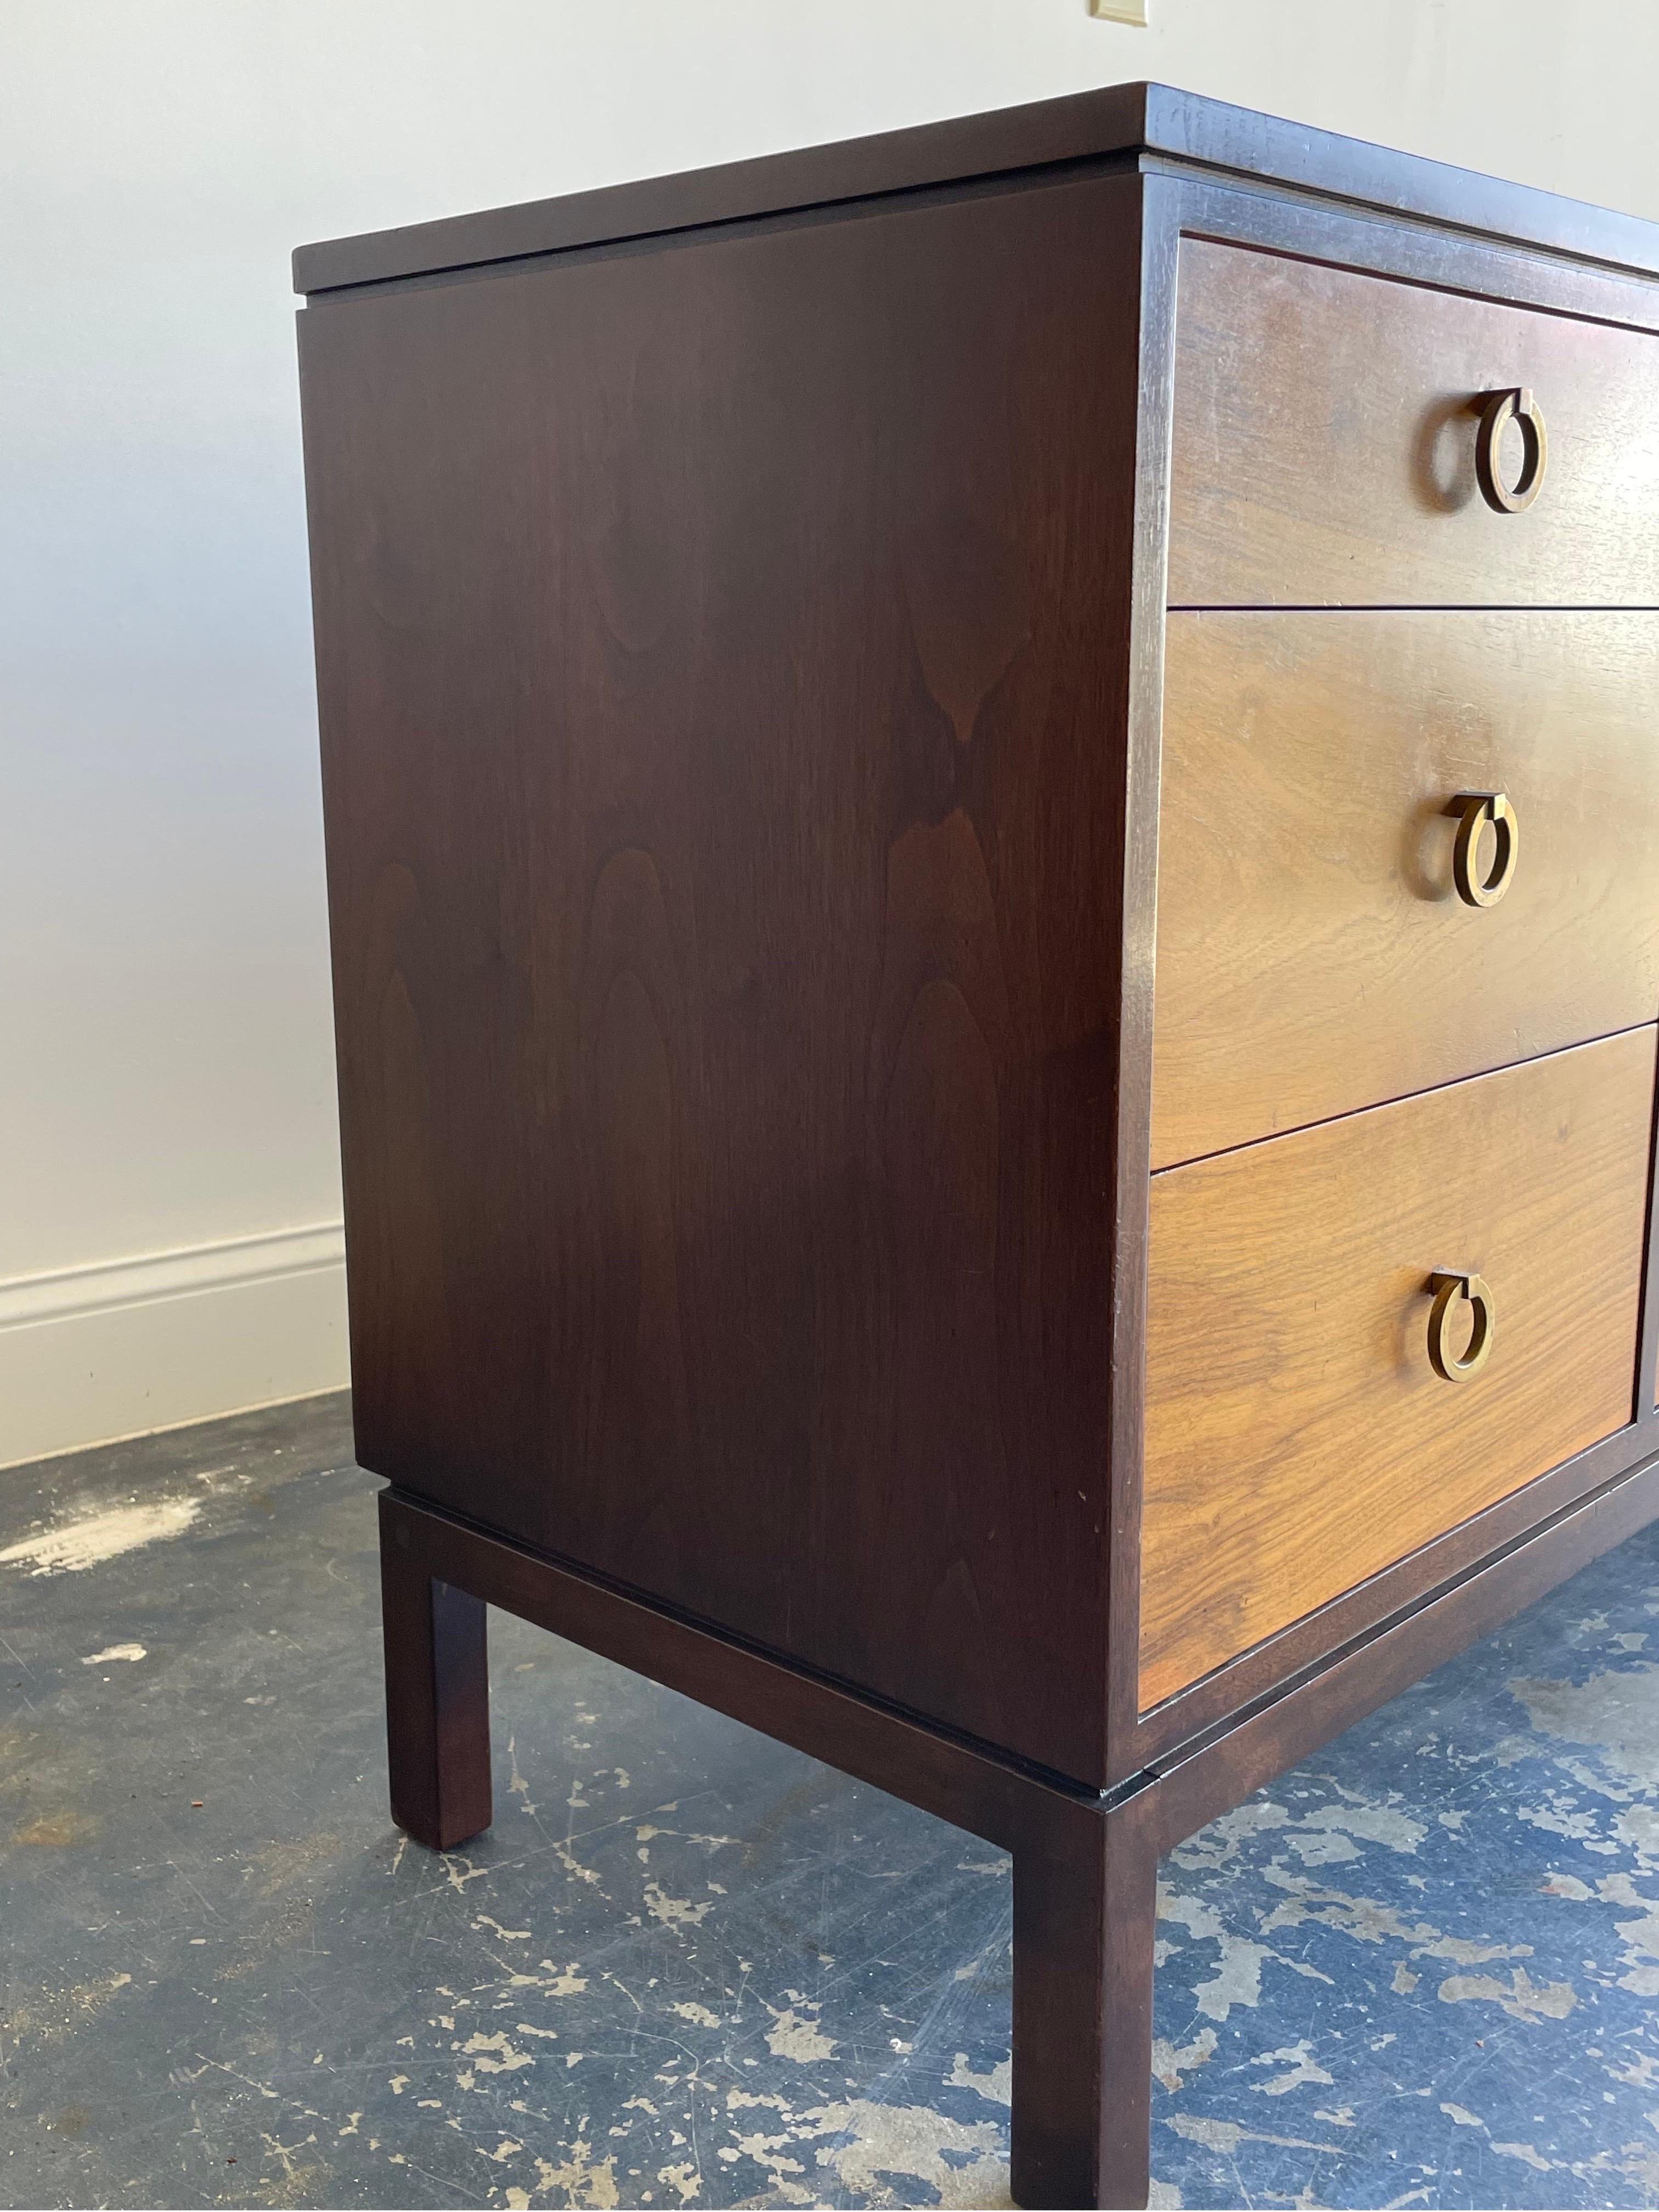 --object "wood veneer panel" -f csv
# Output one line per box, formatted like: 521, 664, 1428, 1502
1152, 611, 1659, 1169
1141, 1027, 1656, 1708
301, 169, 1144, 1787
1169, 239, 1659, 607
